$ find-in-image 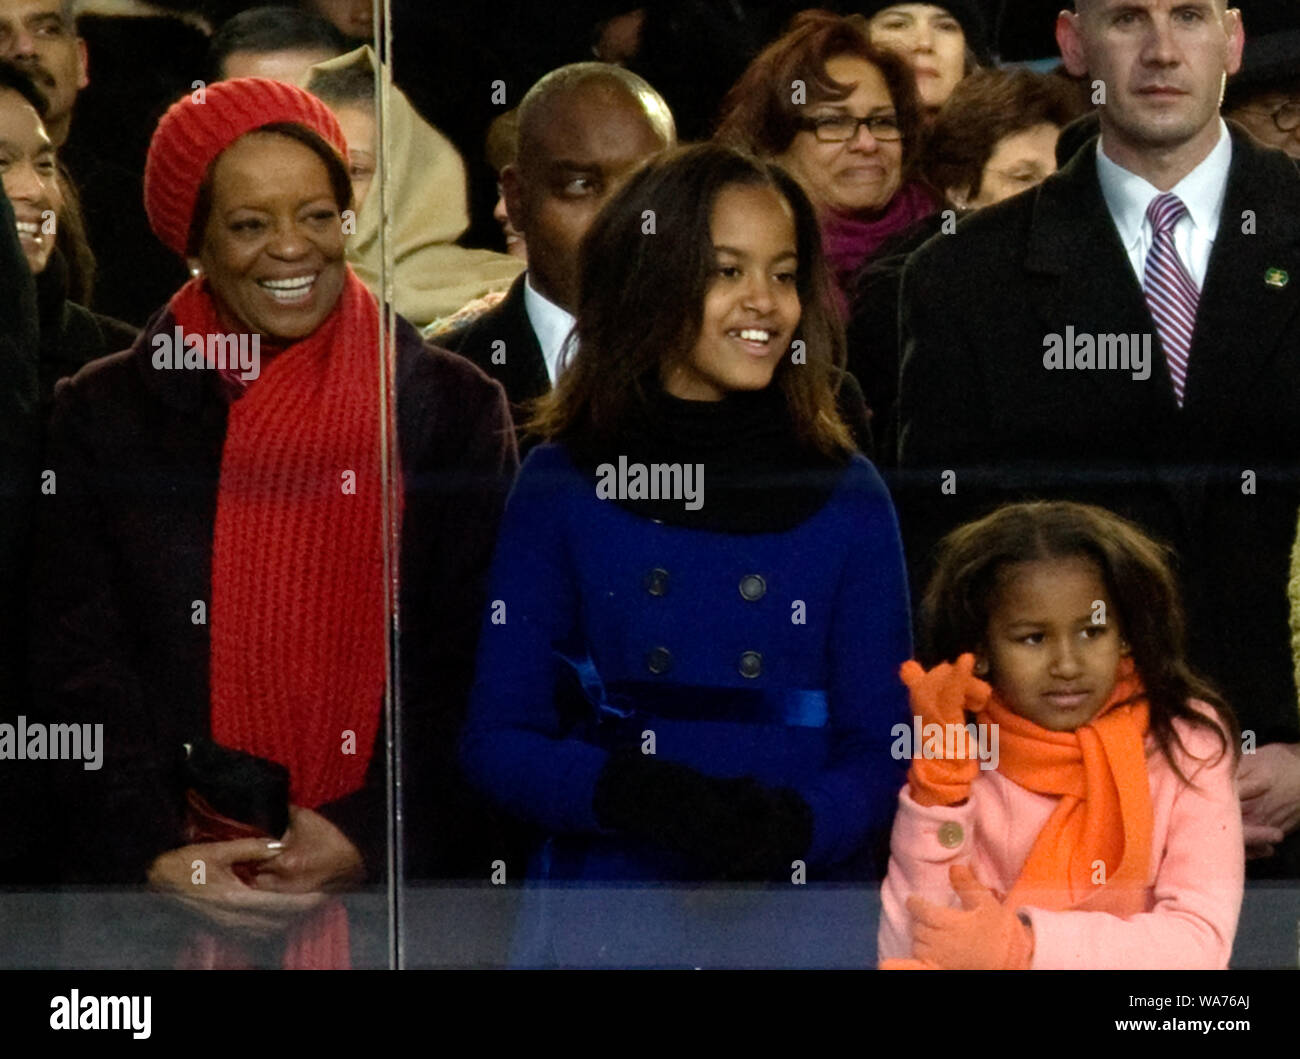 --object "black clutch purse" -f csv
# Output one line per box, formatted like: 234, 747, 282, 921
180, 737, 290, 841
